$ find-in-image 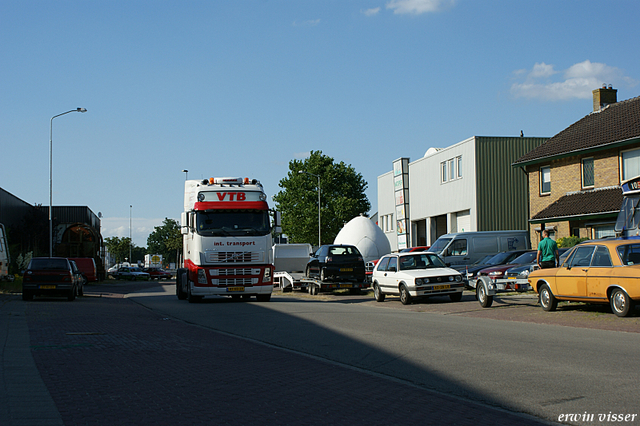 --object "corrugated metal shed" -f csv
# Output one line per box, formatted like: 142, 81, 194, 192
475, 137, 548, 231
